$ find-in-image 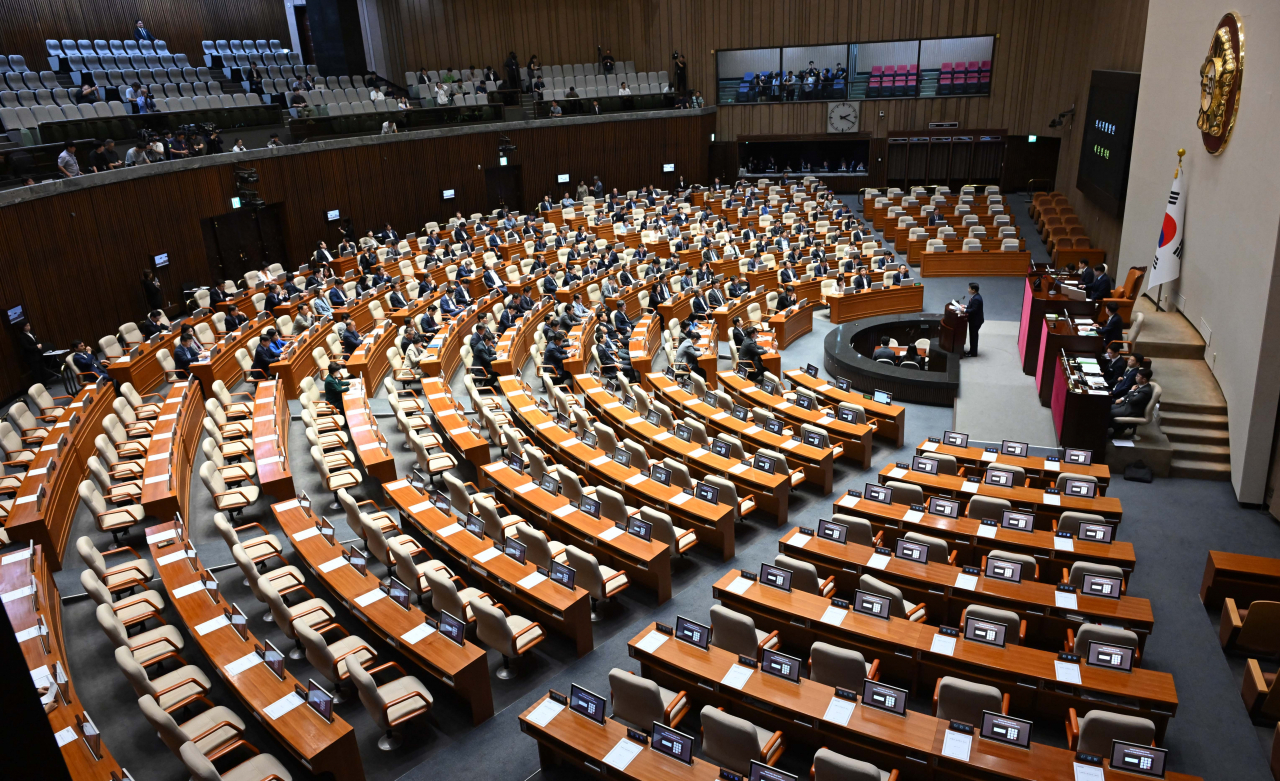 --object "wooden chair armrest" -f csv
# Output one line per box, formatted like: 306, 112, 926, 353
102, 545, 143, 560
866, 658, 881, 682
819, 575, 836, 596
1065, 708, 1081, 749
760, 731, 785, 766
756, 629, 779, 655
907, 604, 927, 622
132, 635, 181, 653
932, 677, 942, 712
946, 550, 957, 565
1221, 598, 1243, 648
663, 690, 689, 721
384, 693, 431, 725
234, 521, 270, 536
290, 604, 332, 623
1018, 620, 1027, 642
1243, 658, 1269, 715
1065, 627, 1076, 653
365, 660, 407, 680
1061, 567, 1070, 585
213, 489, 254, 504
189, 719, 245, 745
511, 622, 542, 640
